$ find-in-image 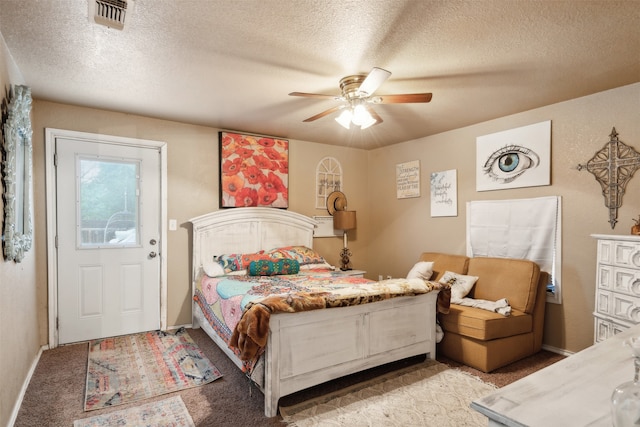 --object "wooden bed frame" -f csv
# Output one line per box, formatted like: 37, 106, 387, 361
190, 207, 439, 417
